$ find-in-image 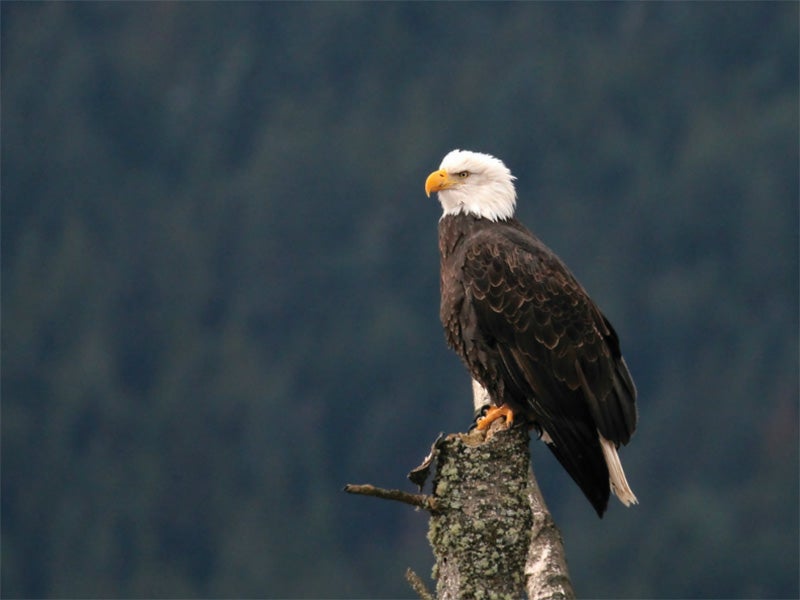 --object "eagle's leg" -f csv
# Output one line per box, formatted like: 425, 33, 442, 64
475, 404, 515, 431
